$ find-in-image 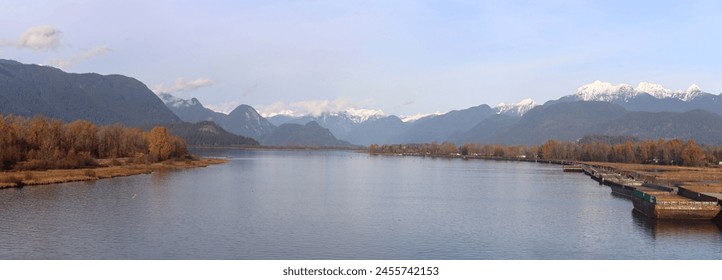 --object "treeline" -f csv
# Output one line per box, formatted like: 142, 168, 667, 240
369, 143, 538, 159
0, 114, 188, 170
369, 139, 722, 167
538, 139, 716, 166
